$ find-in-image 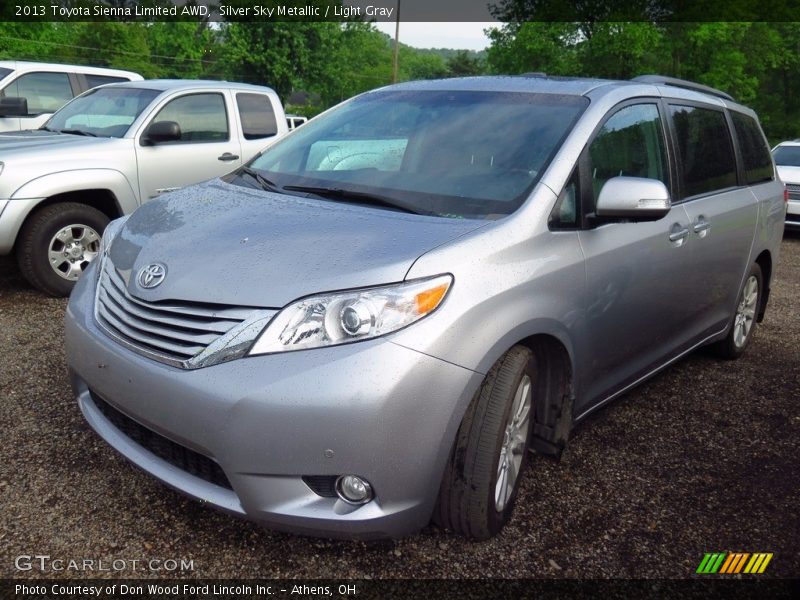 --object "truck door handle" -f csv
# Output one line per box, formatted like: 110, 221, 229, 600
218, 153, 239, 162
693, 217, 711, 236
669, 226, 690, 243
